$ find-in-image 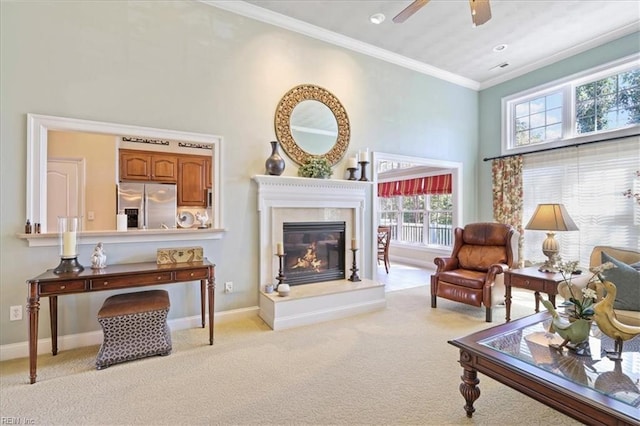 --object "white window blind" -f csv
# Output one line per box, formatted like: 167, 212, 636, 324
522, 137, 640, 267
